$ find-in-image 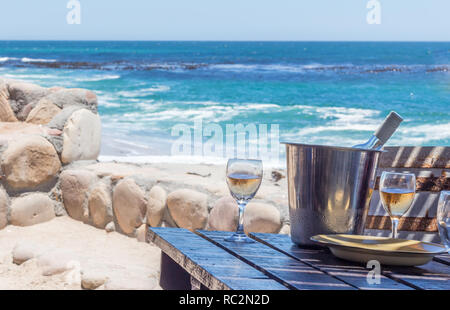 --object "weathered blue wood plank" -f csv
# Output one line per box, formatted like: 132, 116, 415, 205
250, 233, 414, 290
434, 254, 450, 266
147, 227, 288, 290
383, 262, 450, 290
197, 230, 354, 290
